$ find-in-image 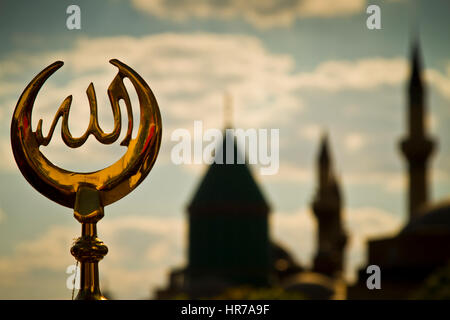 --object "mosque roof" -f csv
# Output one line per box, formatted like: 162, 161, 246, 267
401, 199, 450, 235
188, 130, 270, 215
